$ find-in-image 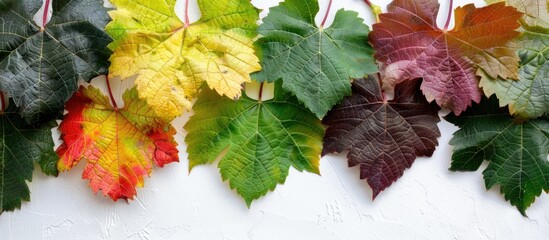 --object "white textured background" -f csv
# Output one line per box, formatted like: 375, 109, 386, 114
1, 0, 548, 239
